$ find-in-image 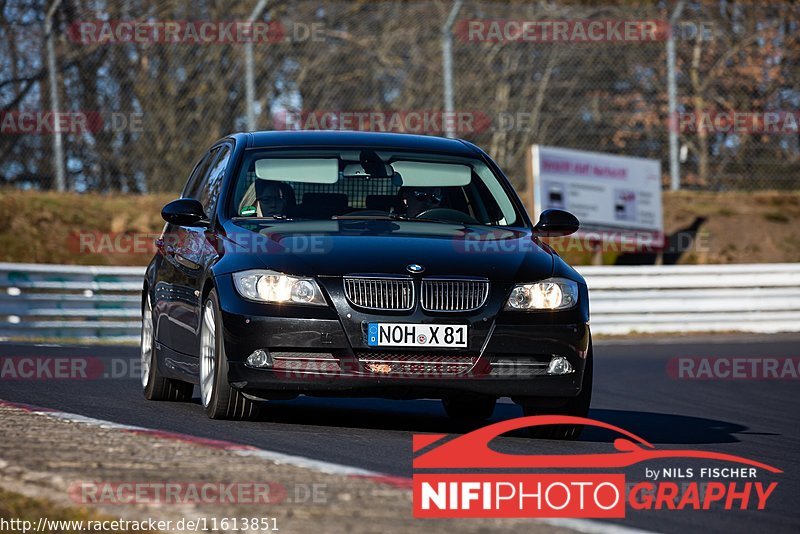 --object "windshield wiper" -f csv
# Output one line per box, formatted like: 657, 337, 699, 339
412, 217, 467, 225
258, 215, 295, 220
331, 214, 475, 226
331, 214, 406, 221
